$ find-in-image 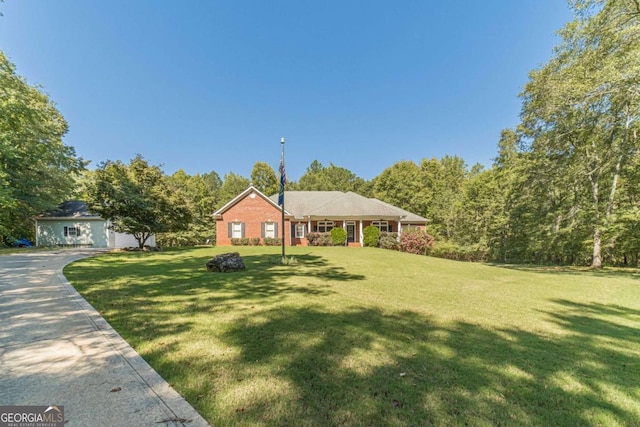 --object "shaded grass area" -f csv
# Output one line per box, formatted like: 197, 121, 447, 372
64, 247, 640, 426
